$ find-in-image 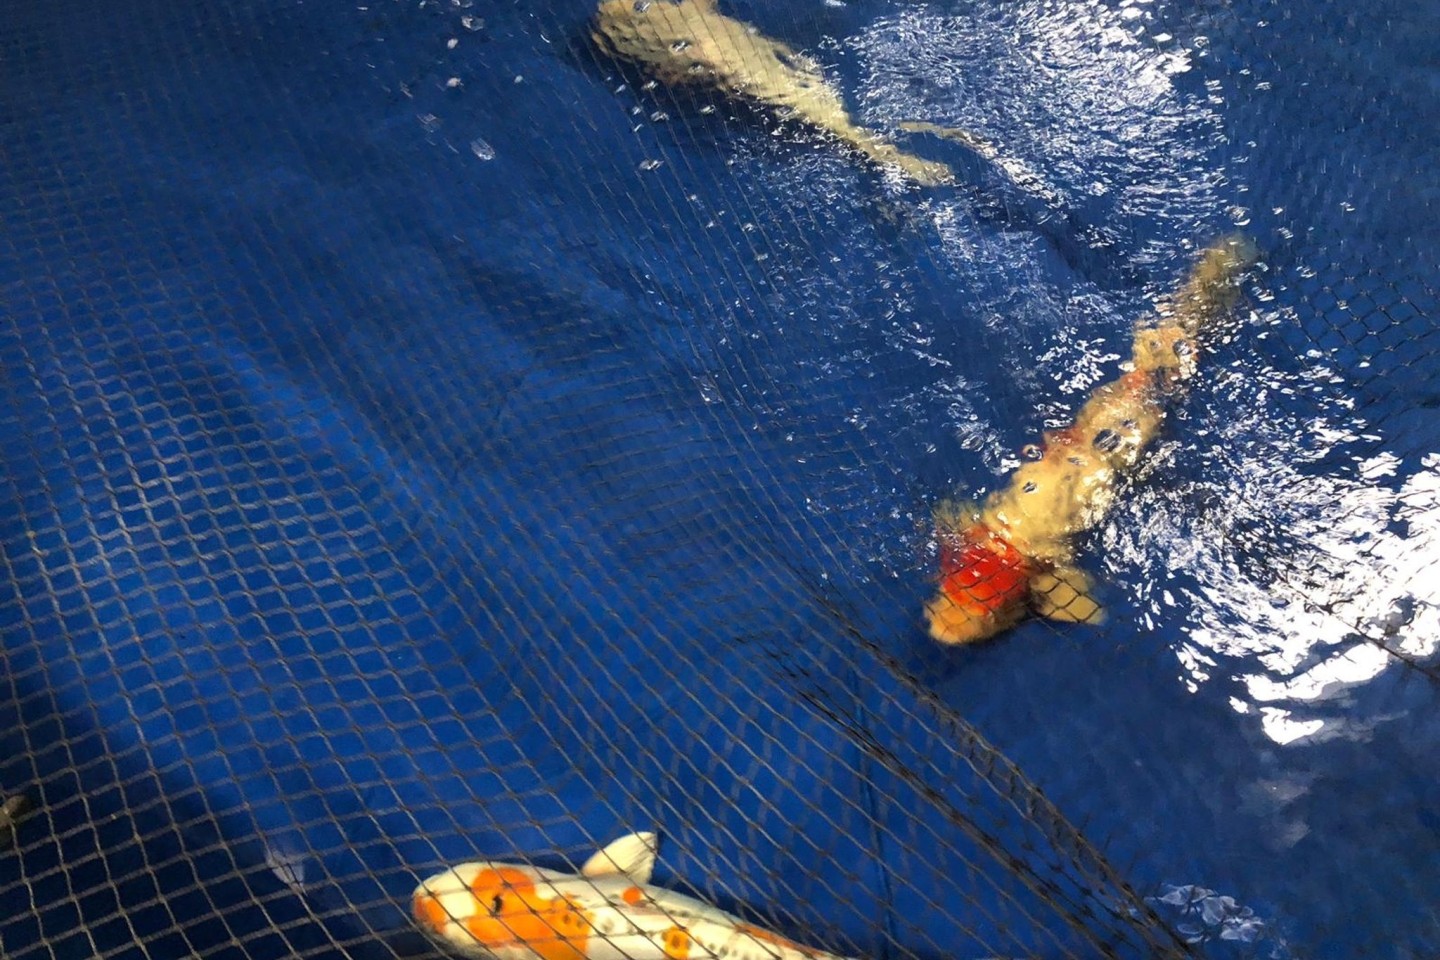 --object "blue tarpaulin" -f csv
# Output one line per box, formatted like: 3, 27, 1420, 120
2, 1, 1437, 958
